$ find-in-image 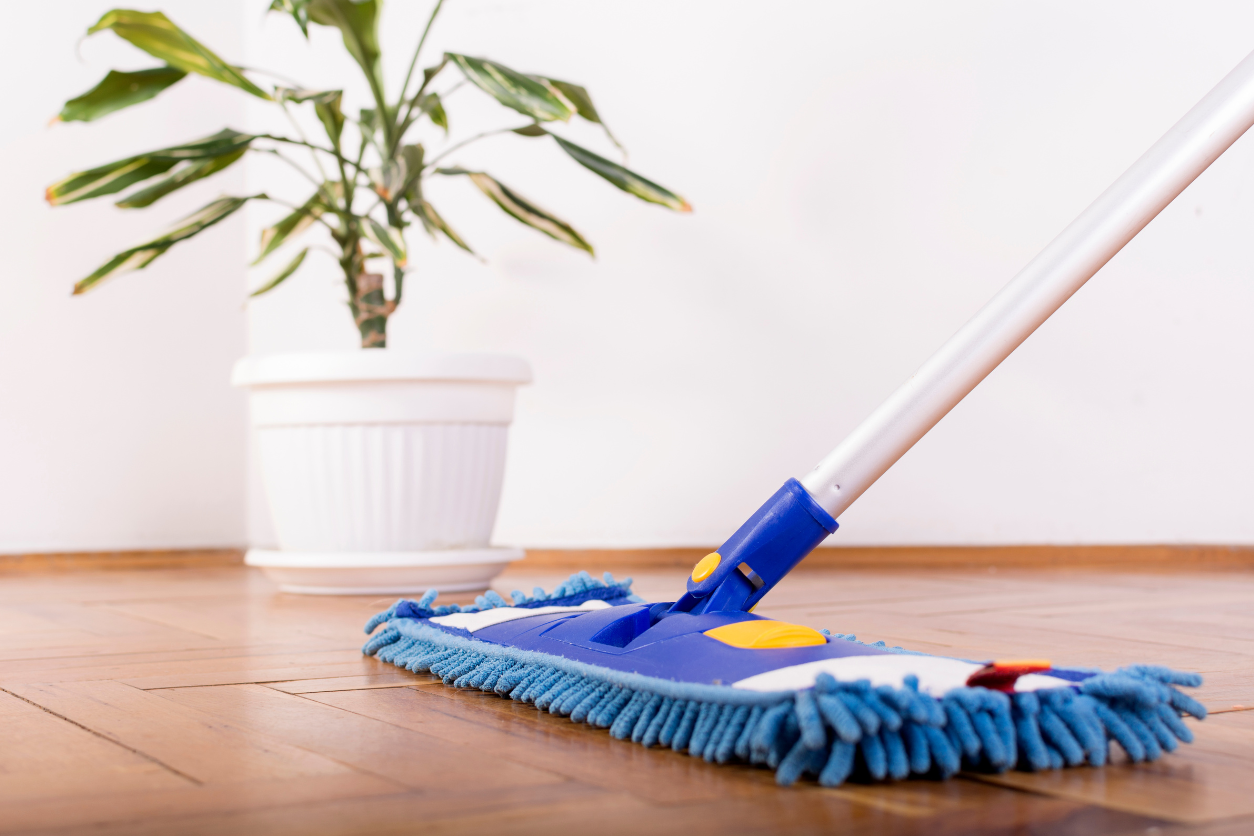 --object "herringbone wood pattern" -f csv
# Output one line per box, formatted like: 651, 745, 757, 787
2, 556, 1252, 835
